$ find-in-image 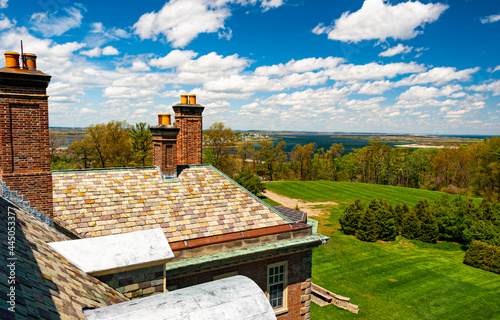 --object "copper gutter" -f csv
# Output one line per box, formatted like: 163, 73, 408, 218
169, 223, 310, 251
